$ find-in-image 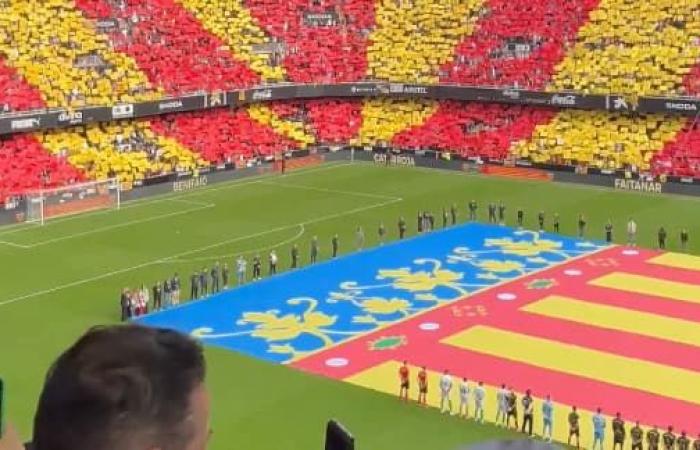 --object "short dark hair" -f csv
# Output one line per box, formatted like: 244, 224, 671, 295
33, 325, 205, 450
